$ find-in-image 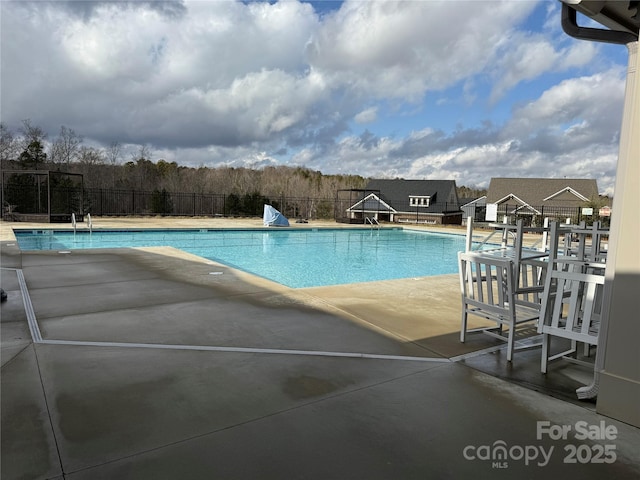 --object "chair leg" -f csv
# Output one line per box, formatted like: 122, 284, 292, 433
506, 324, 514, 362
460, 309, 468, 343
541, 333, 550, 374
